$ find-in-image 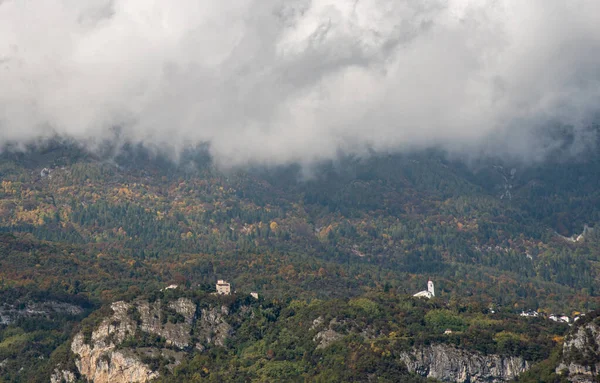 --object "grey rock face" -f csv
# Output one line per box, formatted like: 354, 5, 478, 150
70, 302, 157, 383
314, 328, 343, 349
557, 321, 600, 382
197, 307, 233, 347
49, 369, 75, 383
58, 298, 536, 383
0, 301, 83, 325
138, 298, 195, 349
400, 344, 529, 383
311, 316, 344, 349
64, 298, 236, 383
63, 298, 233, 383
